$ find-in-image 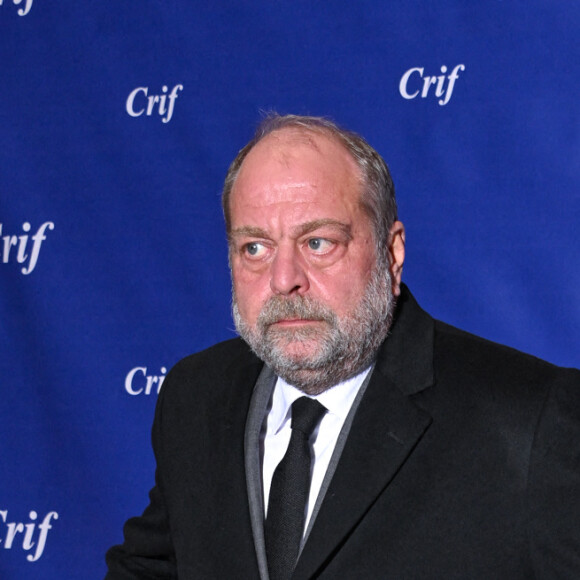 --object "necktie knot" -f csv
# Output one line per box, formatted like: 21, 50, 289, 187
291, 396, 327, 436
